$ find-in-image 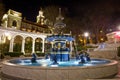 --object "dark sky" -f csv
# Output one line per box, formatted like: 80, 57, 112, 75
2, 0, 120, 33
2, 0, 104, 21
3, 0, 74, 21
